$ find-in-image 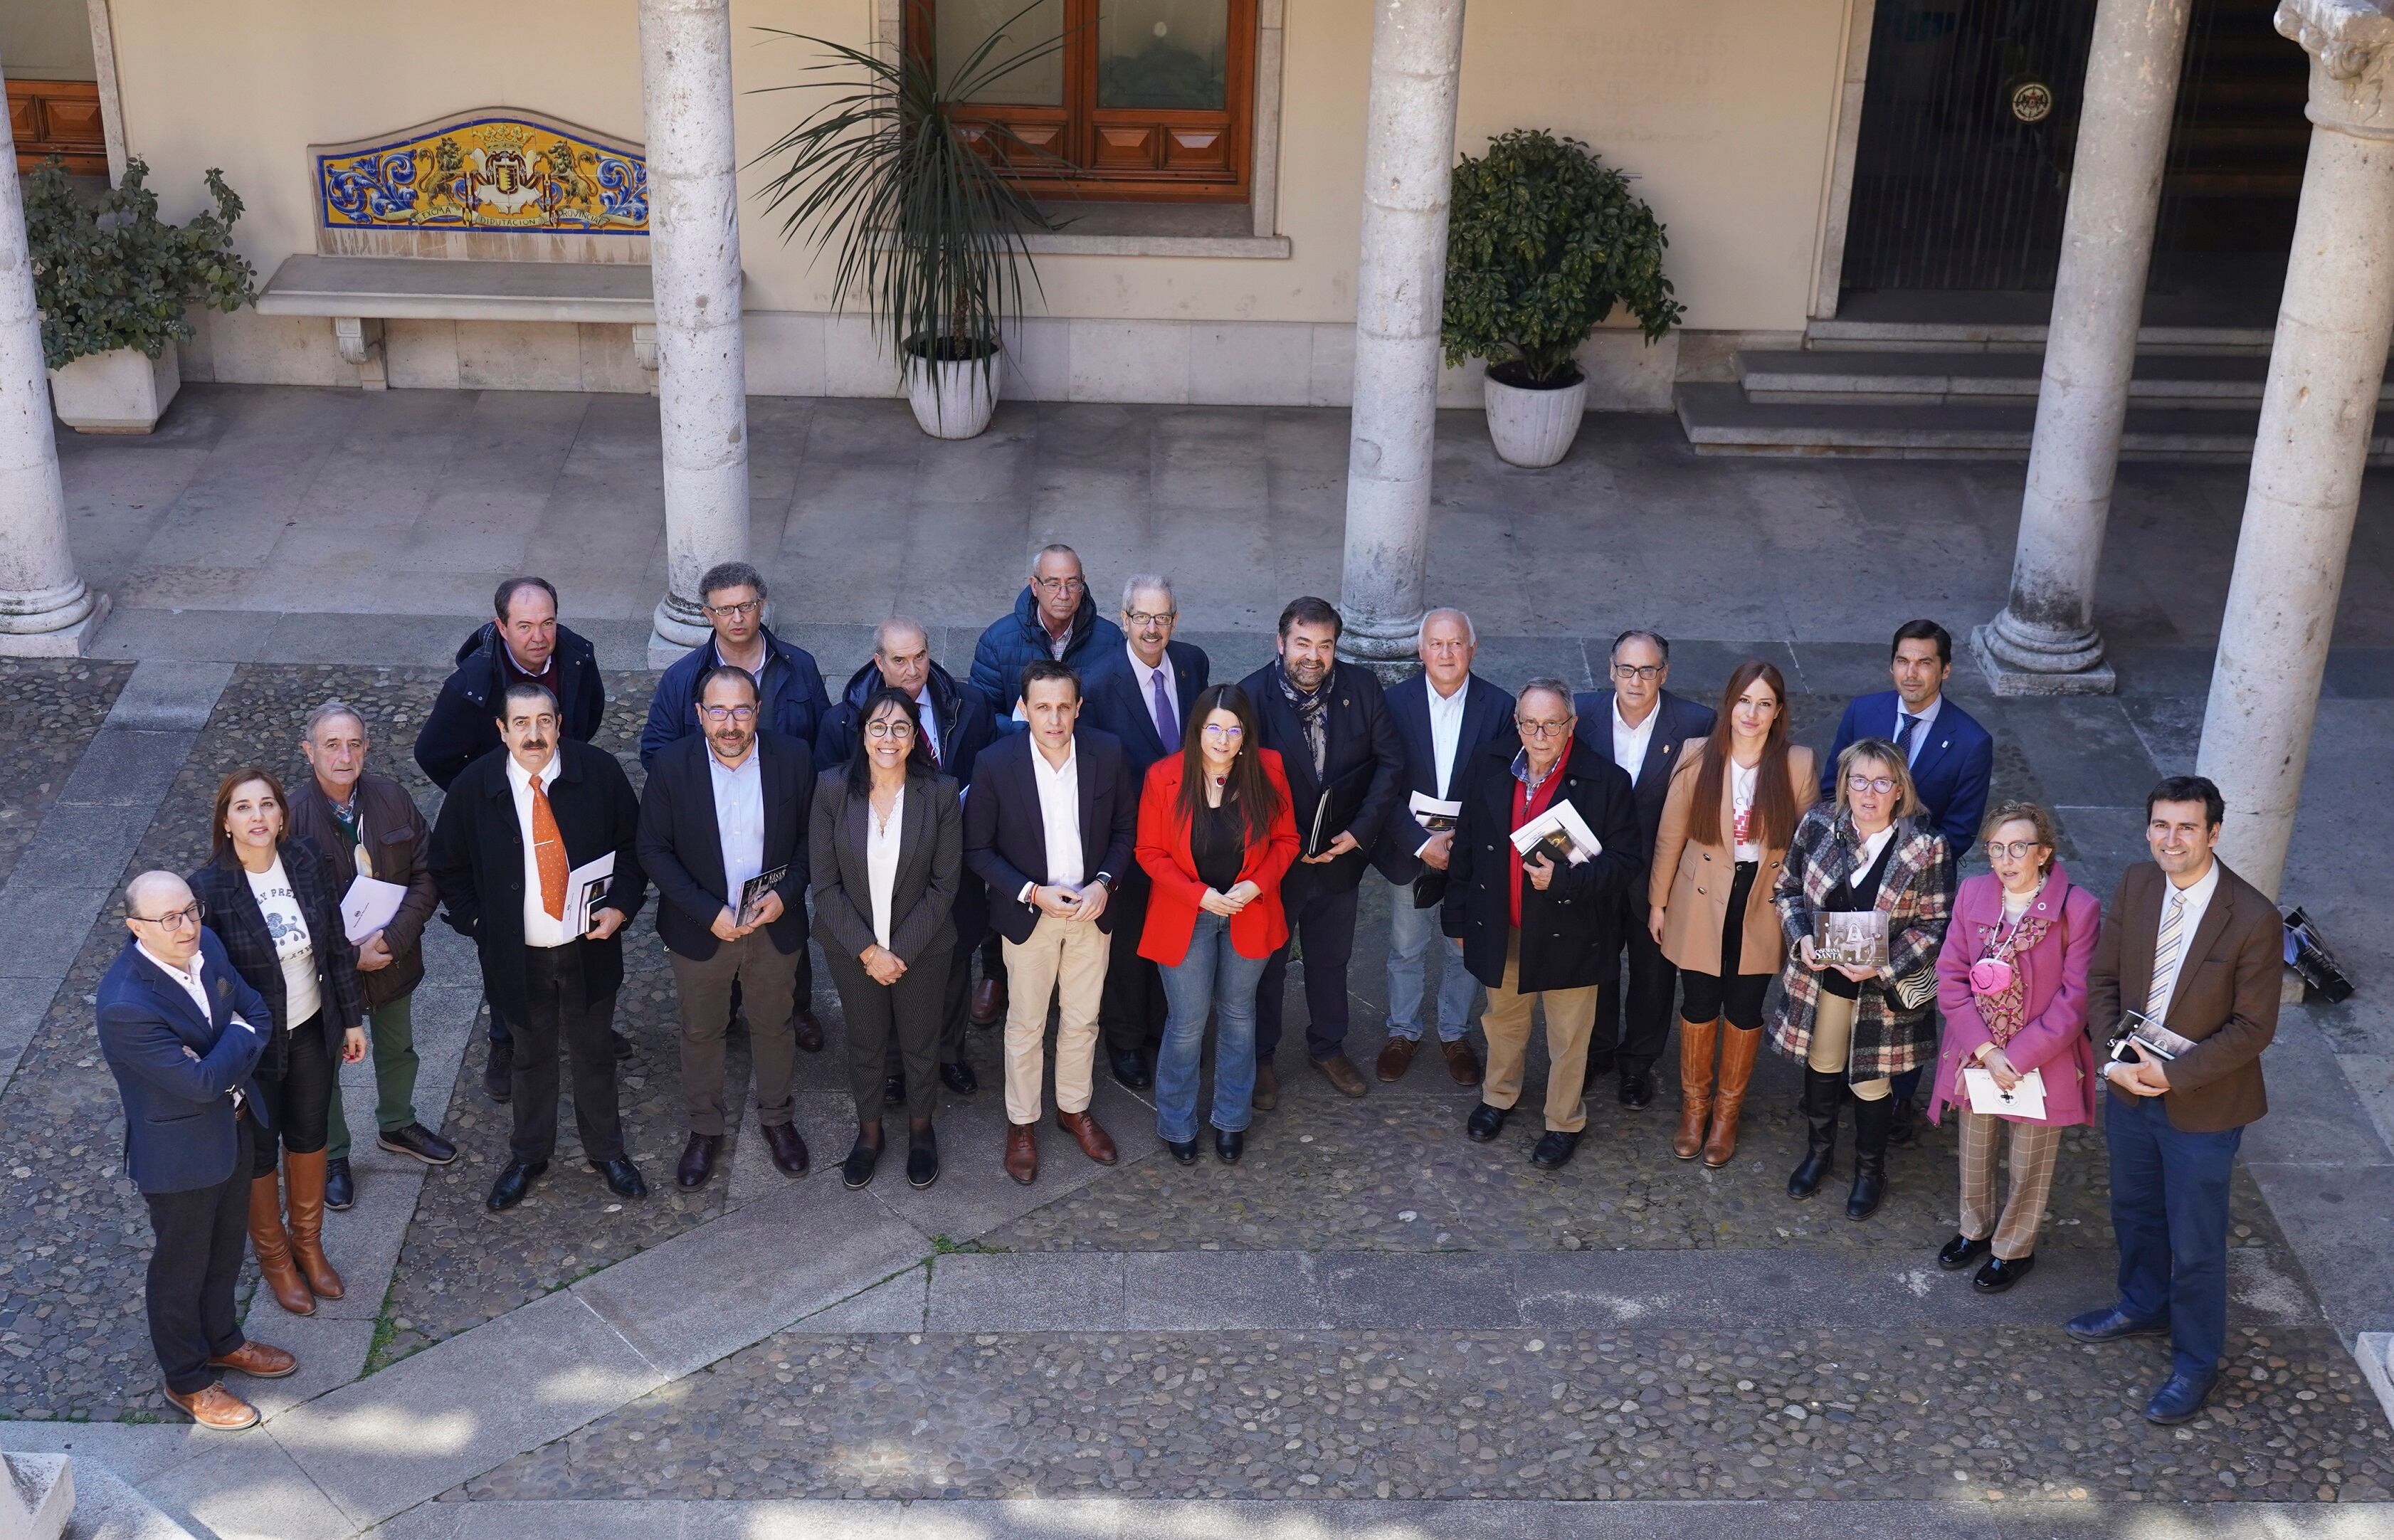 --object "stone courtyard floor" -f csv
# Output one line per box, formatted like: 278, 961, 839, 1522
1, 385, 2391, 1538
